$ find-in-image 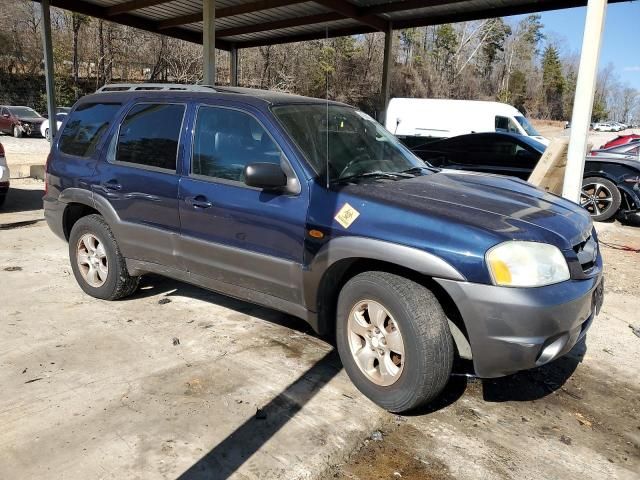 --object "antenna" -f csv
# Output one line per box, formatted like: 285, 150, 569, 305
325, 26, 330, 189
